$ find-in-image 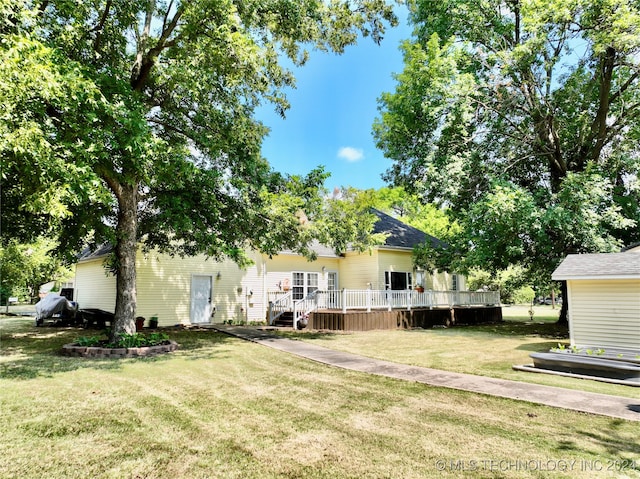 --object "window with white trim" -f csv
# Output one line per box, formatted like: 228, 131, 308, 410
292, 272, 319, 300
384, 271, 413, 290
